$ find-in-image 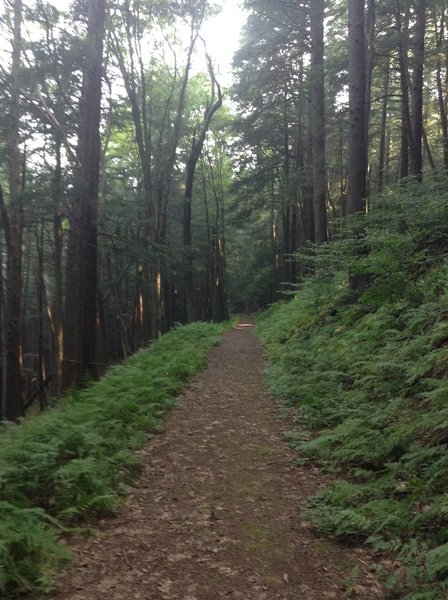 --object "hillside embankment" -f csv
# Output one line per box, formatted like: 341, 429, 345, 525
257, 179, 448, 599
